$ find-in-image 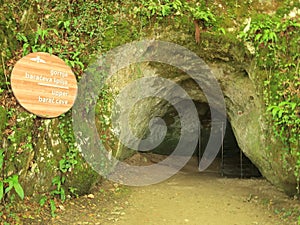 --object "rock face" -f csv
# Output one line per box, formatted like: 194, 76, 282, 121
164, 29, 296, 195
108, 24, 297, 195
0, 106, 100, 198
